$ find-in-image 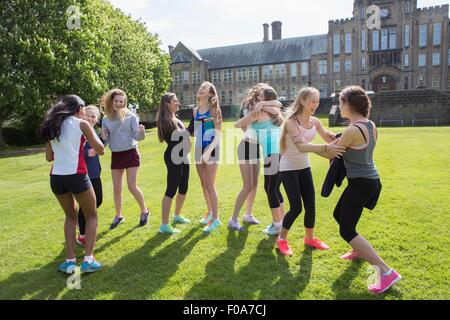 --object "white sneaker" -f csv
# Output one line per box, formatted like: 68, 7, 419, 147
243, 214, 261, 225
228, 218, 244, 231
